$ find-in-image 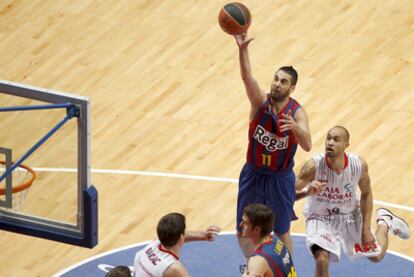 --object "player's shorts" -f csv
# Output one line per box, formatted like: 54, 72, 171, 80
236, 163, 296, 234
305, 210, 381, 262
